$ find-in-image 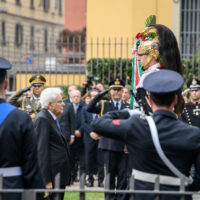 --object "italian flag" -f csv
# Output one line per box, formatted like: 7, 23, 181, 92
130, 47, 142, 109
